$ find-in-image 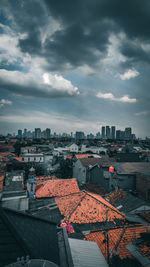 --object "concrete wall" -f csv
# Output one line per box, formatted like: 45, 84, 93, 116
22, 154, 44, 162
112, 174, 136, 191
136, 173, 150, 200
73, 160, 87, 185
